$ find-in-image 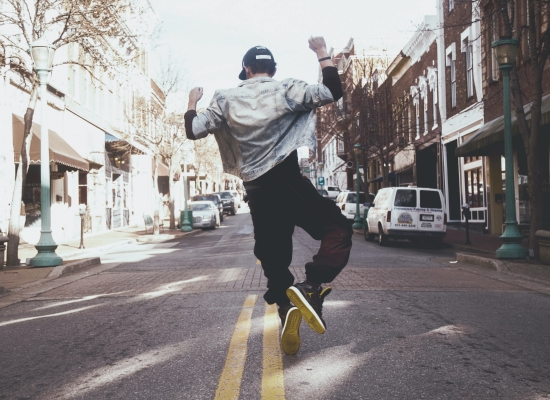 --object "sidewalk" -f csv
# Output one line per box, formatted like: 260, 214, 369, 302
443, 225, 529, 255
353, 224, 550, 285
1, 223, 194, 296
